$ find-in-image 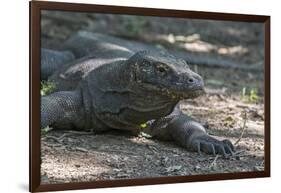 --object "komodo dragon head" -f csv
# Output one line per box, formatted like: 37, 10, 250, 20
128, 51, 205, 100
87, 50, 206, 128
